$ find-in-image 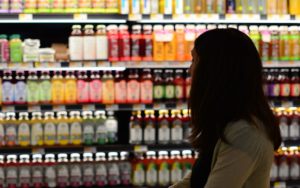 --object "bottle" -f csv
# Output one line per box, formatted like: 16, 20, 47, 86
269, 26, 280, 61
164, 70, 175, 103
277, 0, 287, 13
69, 111, 82, 145
267, 0, 276, 13
258, 25, 269, 61
153, 70, 164, 103
226, 0, 236, 13
130, 0, 140, 13
269, 69, 280, 101
14, 71, 27, 105
141, 69, 153, 103
129, 111, 143, 145
142, 25, 153, 61
194, 0, 205, 12
0, 34, 9, 62
278, 148, 289, 180
19, 154, 31, 188
32, 154, 43, 188
279, 26, 289, 61
43, 112, 56, 146
0, 113, 4, 146
289, 26, 300, 61
132, 152, 145, 186
106, 111, 118, 143
288, 109, 300, 140
52, 71, 65, 104
95, 25, 108, 60
89, 71, 102, 103
102, 71, 115, 104
277, 108, 288, 140
108, 152, 120, 186
291, 69, 300, 100
158, 110, 170, 144
82, 111, 94, 145
107, 25, 119, 61
153, 25, 164, 61
31, 112, 44, 146
174, 70, 184, 102
94, 110, 107, 144
26, 71, 39, 104
69, 25, 83, 61
5, 112, 17, 147
145, 151, 158, 186
246, 0, 257, 13
206, 0, 214, 12
215, 0, 225, 13
158, 151, 170, 186
164, 25, 176, 61
2, 71, 14, 105
141, 0, 151, 13
279, 69, 290, 101
18, 112, 30, 147
159, 0, 172, 13
65, 71, 77, 104
170, 150, 182, 184
0, 156, 4, 188
144, 110, 156, 145
6, 155, 18, 188
119, 25, 130, 61
95, 152, 107, 186
69, 153, 82, 187
83, 25, 96, 60
115, 71, 127, 103
56, 111, 69, 145
249, 25, 260, 52
77, 71, 90, 103
131, 25, 142, 61
289, 147, 300, 180
185, 69, 191, 101
127, 69, 140, 103
39, 71, 52, 103
182, 109, 191, 143
270, 150, 279, 181
183, 0, 191, 13
44, 154, 57, 188
119, 151, 132, 185
170, 110, 183, 144
196, 24, 207, 38
238, 25, 249, 35
175, 24, 185, 61
9, 34, 22, 62
184, 25, 195, 61
57, 153, 69, 188
82, 153, 94, 187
